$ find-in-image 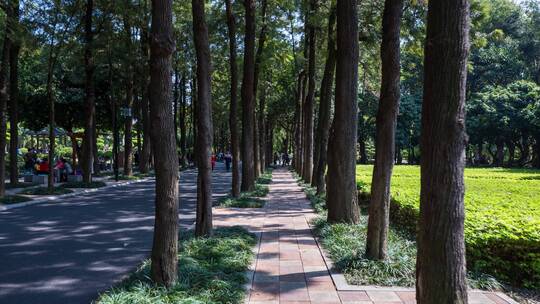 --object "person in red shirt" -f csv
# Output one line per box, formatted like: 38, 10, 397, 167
211, 154, 217, 171
37, 158, 50, 175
